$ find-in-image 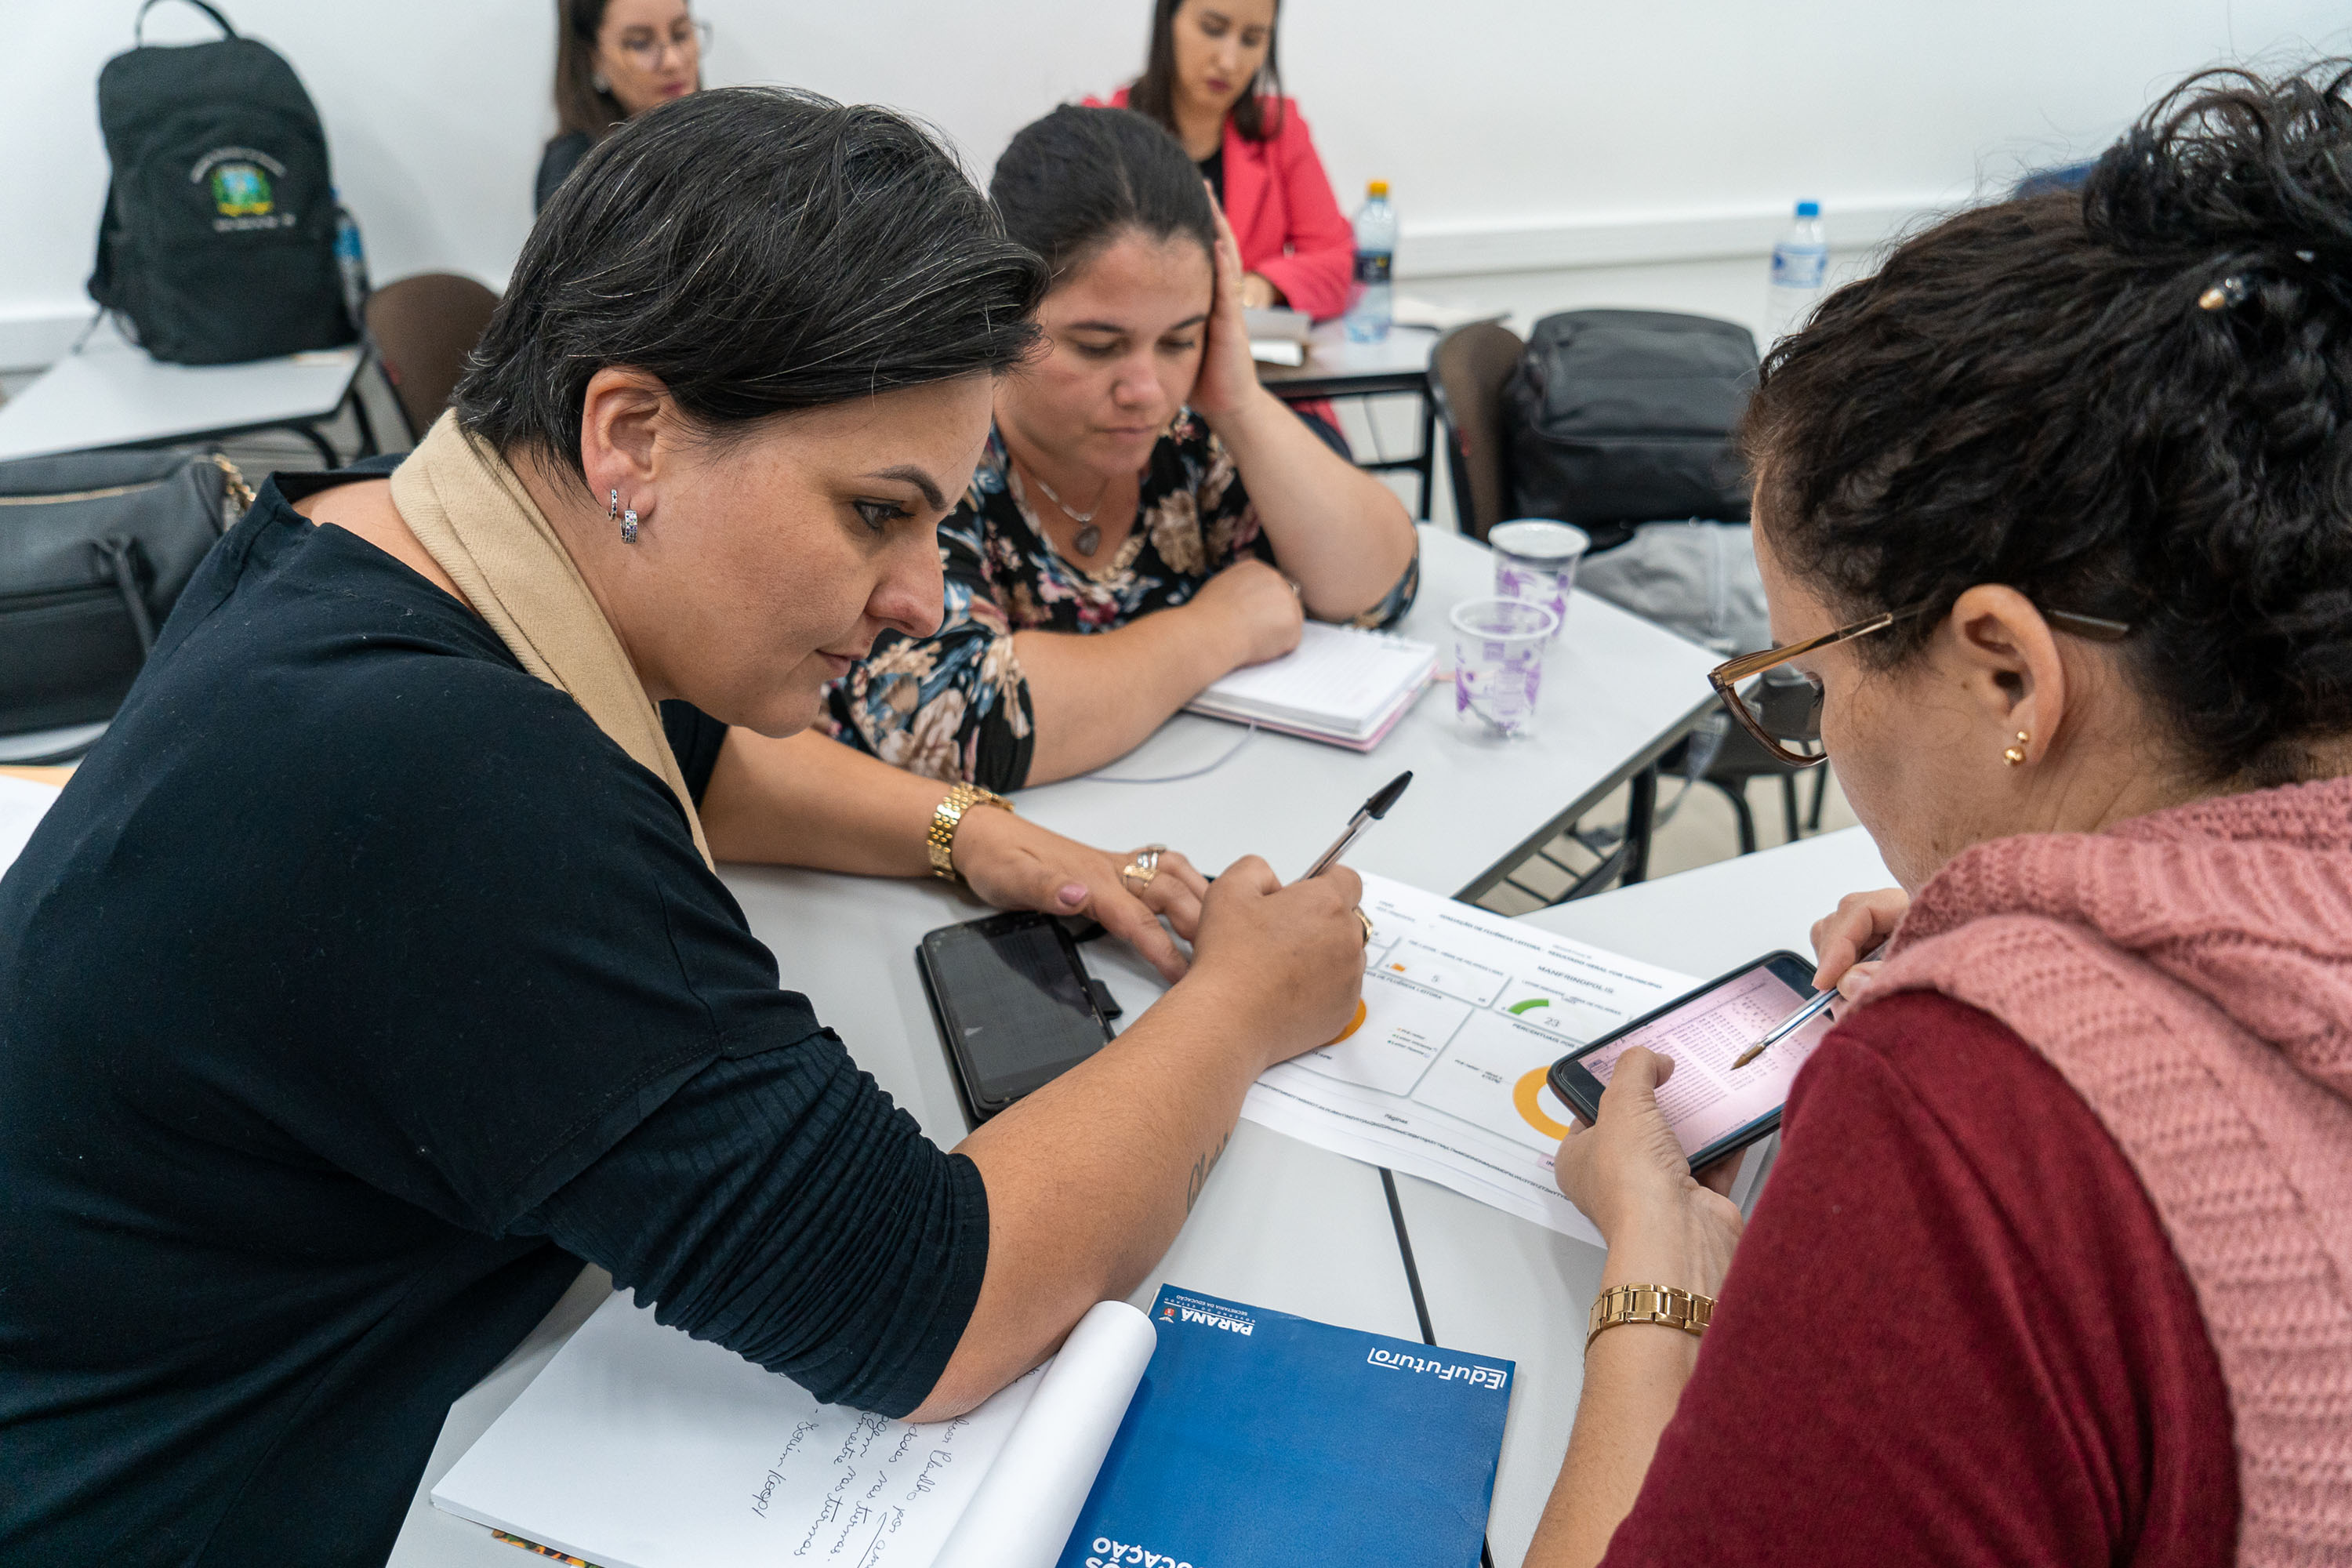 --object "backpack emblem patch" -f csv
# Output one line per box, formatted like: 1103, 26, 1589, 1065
209, 162, 273, 217
191, 147, 295, 233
